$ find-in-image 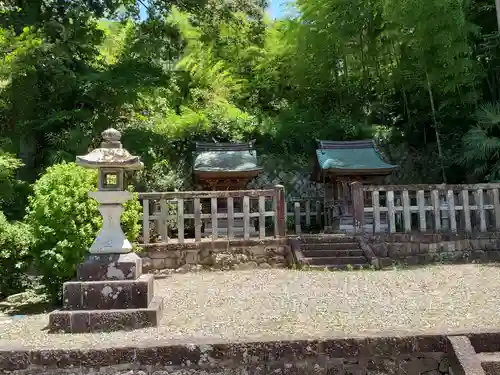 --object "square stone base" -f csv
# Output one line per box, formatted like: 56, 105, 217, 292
48, 296, 163, 333
49, 251, 164, 334
63, 274, 154, 310
77, 252, 142, 281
